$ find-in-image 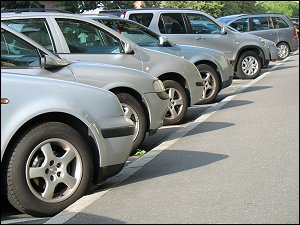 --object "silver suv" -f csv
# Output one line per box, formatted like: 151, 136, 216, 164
218, 13, 299, 60
88, 15, 234, 104
1, 22, 169, 153
121, 8, 276, 79
1, 72, 135, 217
1, 10, 205, 129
